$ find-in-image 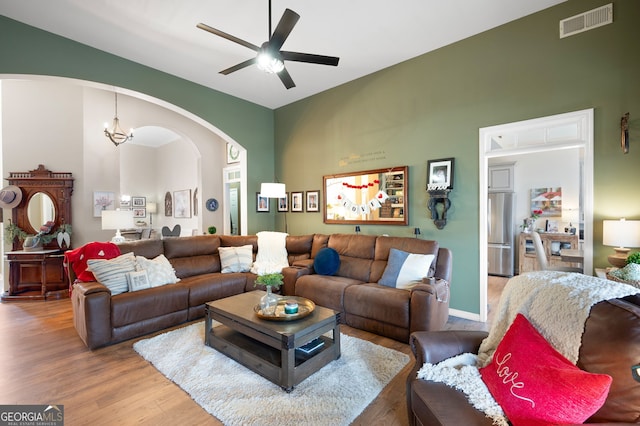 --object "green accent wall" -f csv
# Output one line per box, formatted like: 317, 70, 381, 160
1, 1, 639, 314
0, 14, 275, 234
275, 0, 640, 313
